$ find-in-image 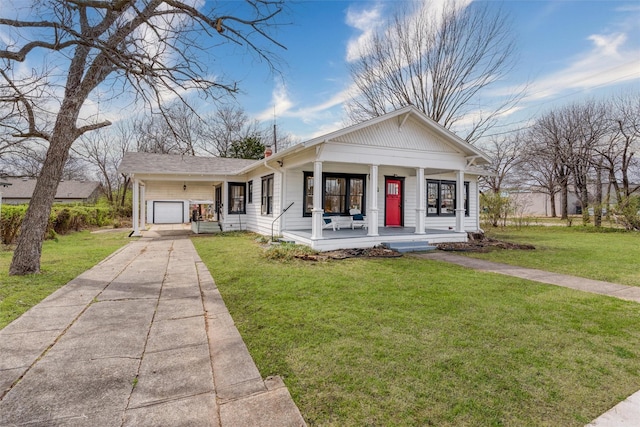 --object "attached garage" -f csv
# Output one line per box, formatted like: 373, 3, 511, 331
151, 201, 185, 224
